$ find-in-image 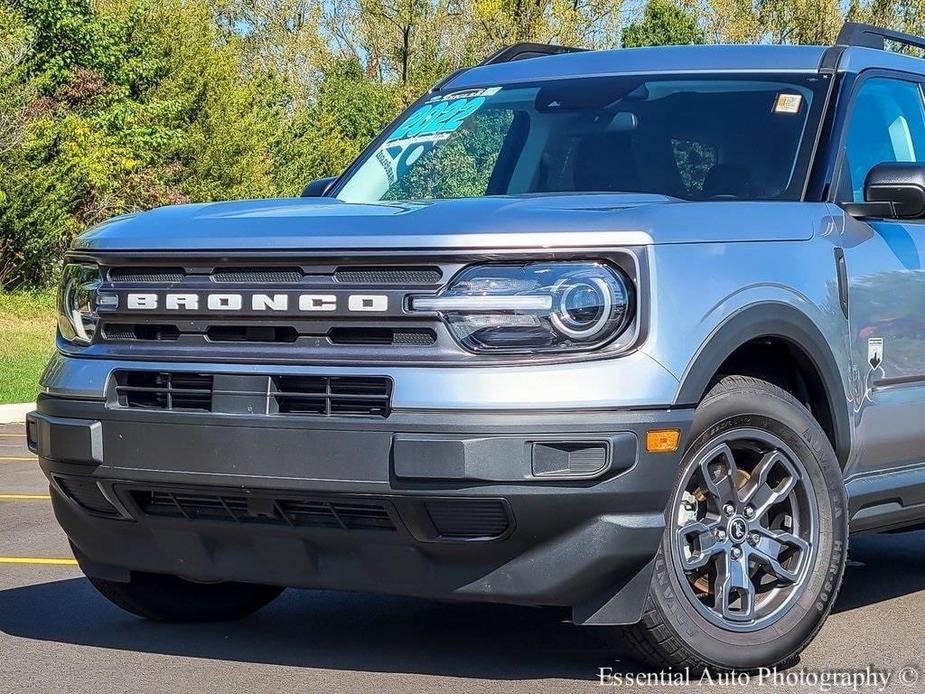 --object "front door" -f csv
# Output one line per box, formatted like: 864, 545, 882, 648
837, 74, 925, 478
